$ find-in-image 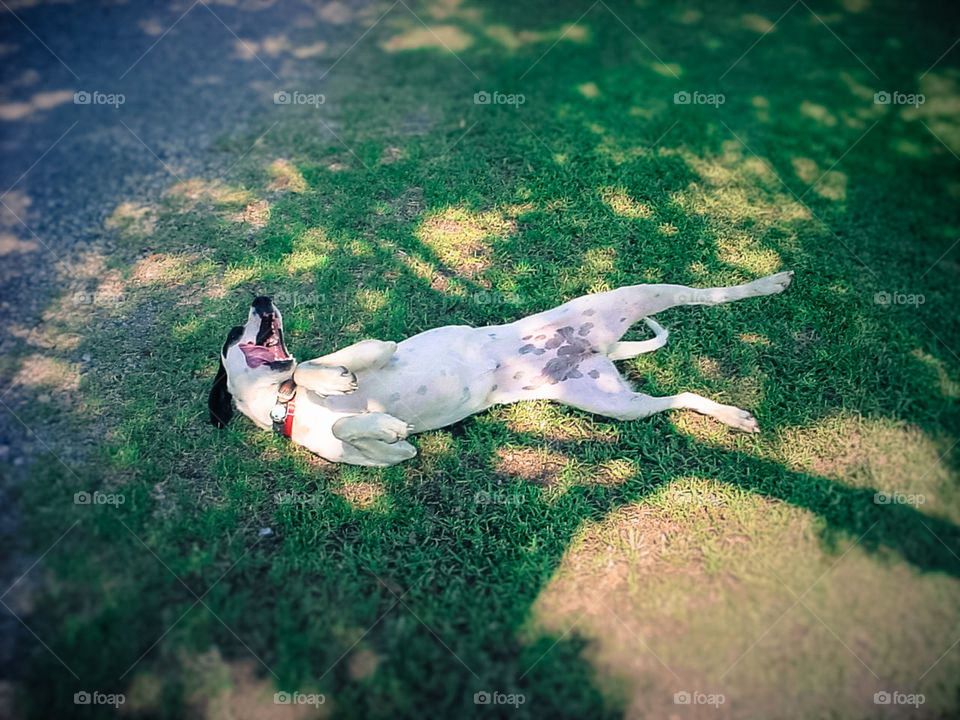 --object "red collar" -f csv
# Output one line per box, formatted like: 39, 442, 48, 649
271, 379, 297, 438
282, 393, 296, 437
